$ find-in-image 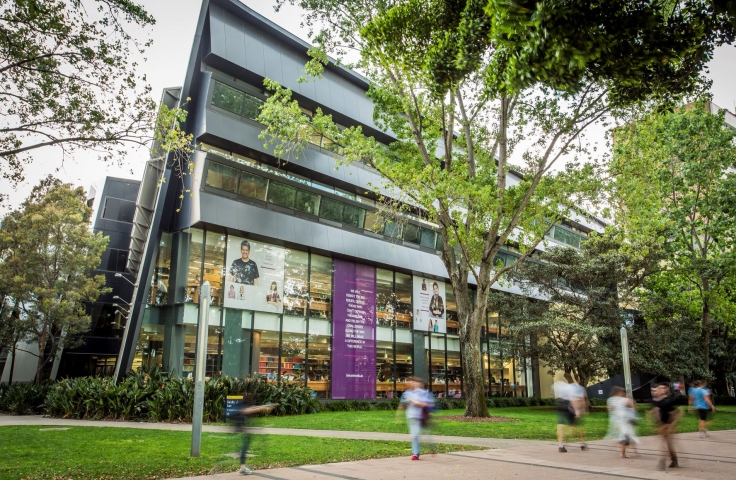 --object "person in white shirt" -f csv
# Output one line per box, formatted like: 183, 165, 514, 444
553, 372, 588, 452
